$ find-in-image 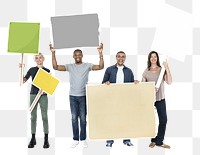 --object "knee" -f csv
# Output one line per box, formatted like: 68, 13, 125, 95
80, 115, 86, 124
71, 114, 78, 122
42, 114, 48, 122
31, 115, 37, 122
